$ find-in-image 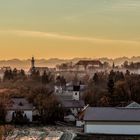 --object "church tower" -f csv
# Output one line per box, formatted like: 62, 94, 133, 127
112, 62, 115, 69
31, 57, 35, 69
